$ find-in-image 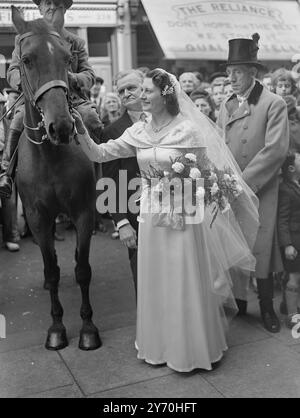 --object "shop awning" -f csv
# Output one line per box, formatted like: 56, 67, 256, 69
141, 0, 300, 60
0, 1, 117, 27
